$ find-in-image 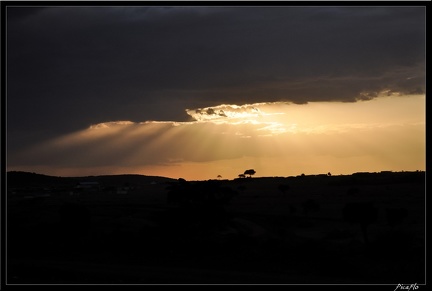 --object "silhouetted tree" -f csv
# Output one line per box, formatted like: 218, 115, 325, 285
217, 175, 222, 180
238, 174, 246, 178
327, 172, 332, 176
342, 202, 378, 244
244, 169, 256, 178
